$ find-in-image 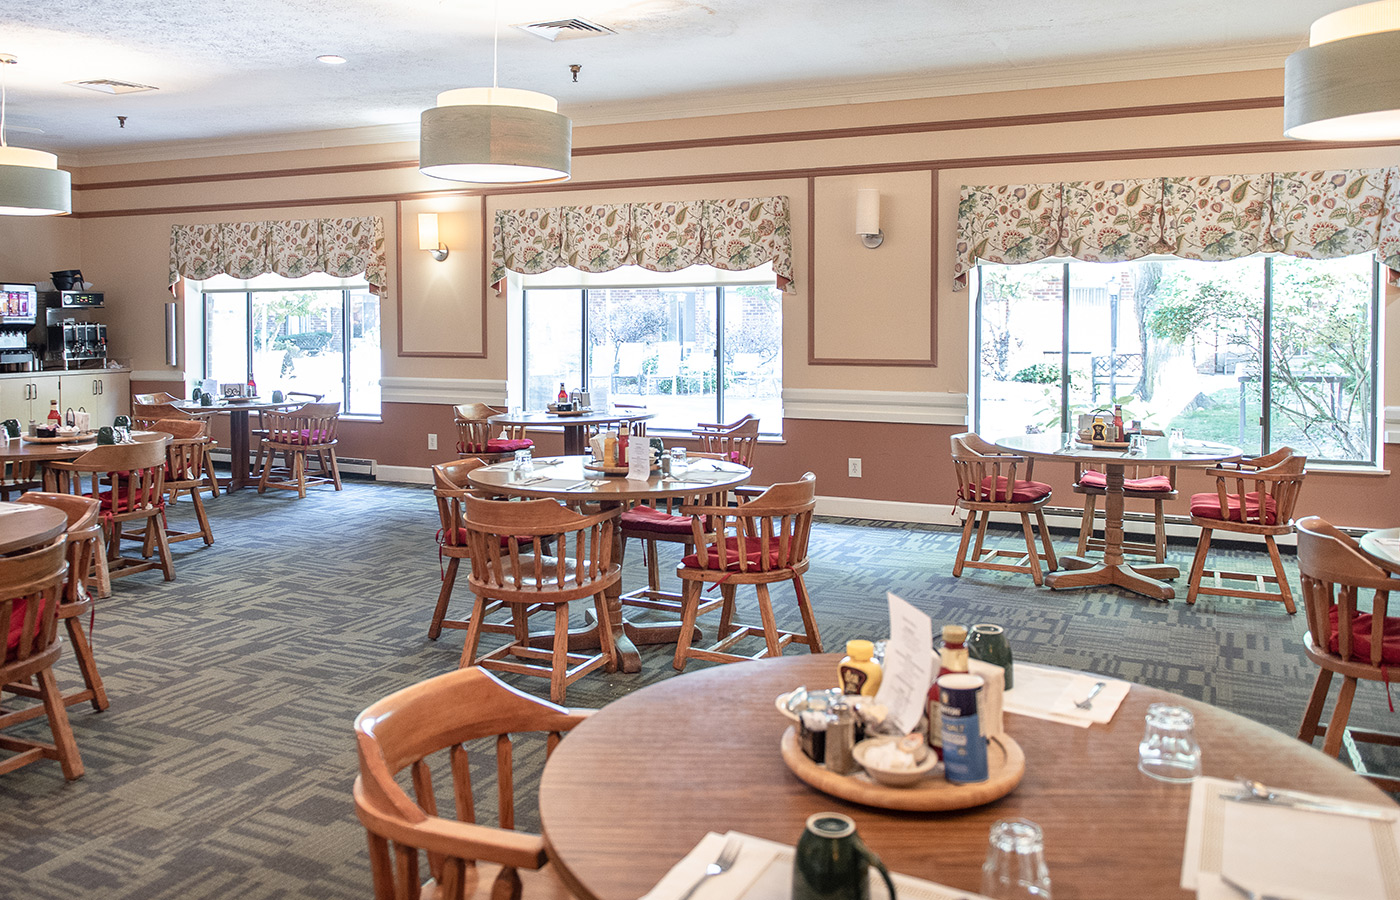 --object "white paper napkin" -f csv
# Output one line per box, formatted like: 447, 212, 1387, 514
510, 473, 552, 485
643, 831, 994, 900
1004, 664, 1128, 728
1182, 776, 1400, 899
